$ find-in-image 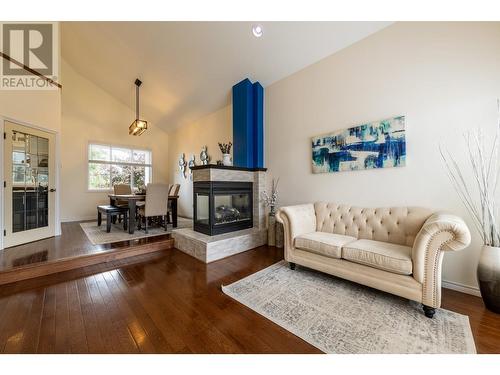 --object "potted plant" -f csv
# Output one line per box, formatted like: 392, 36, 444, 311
218, 142, 232, 166
441, 102, 500, 313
